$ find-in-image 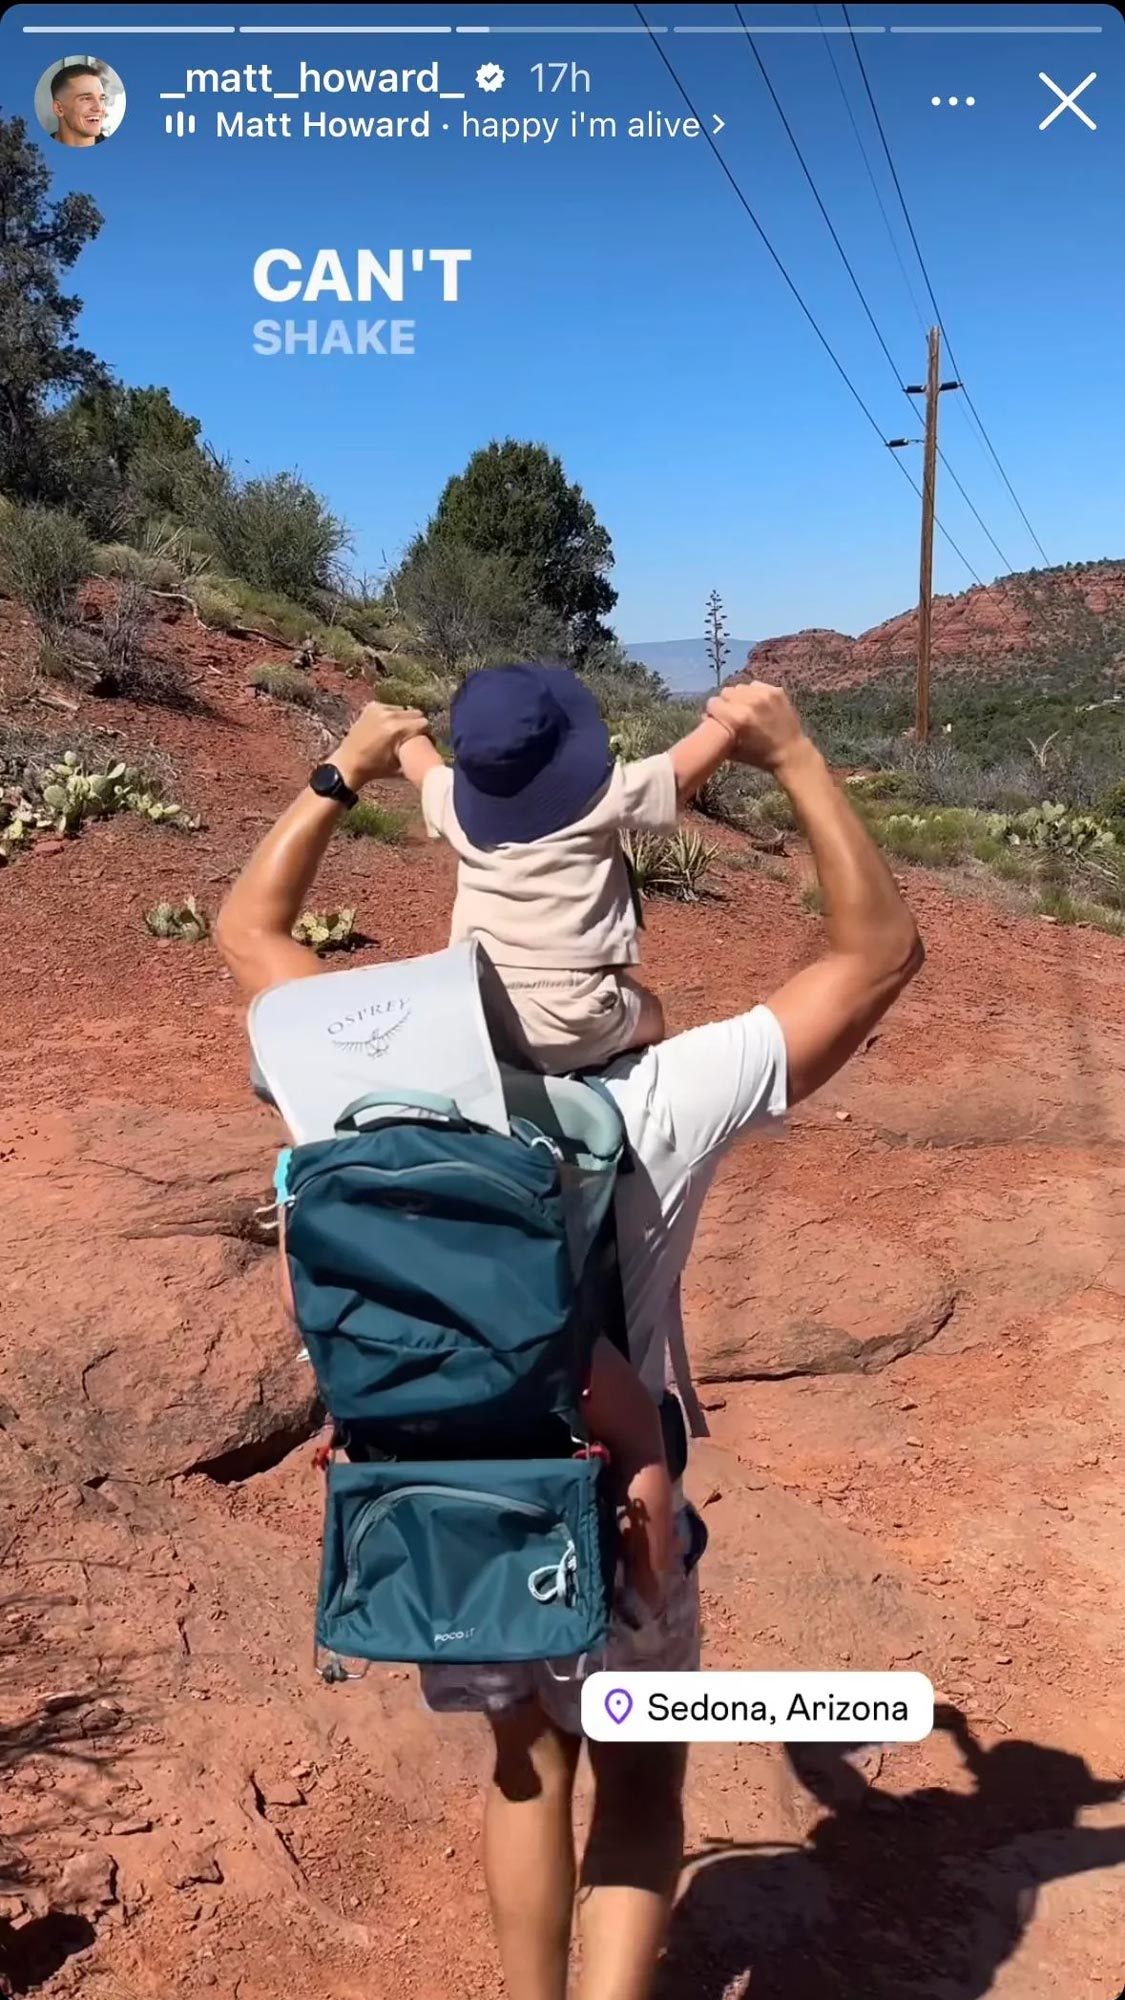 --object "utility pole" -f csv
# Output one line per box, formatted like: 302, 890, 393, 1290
888, 330, 961, 743
915, 327, 940, 743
